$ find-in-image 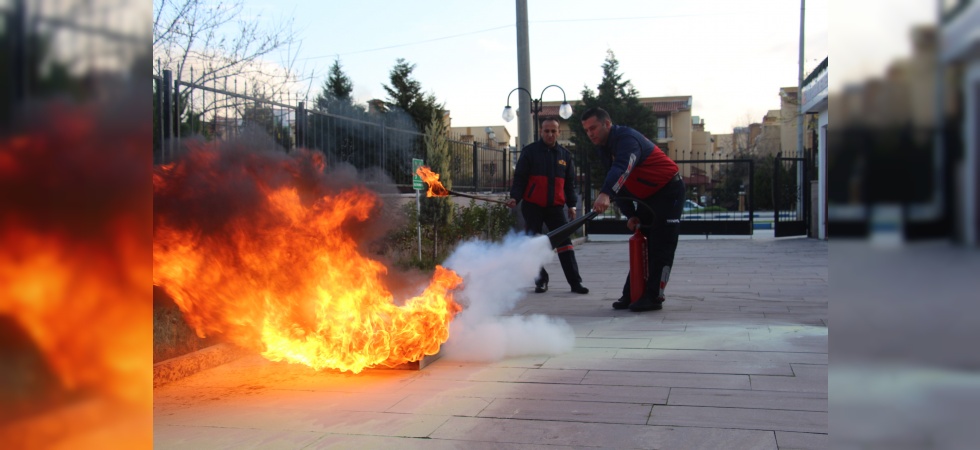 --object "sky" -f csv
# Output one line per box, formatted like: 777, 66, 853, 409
227, 0, 933, 143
